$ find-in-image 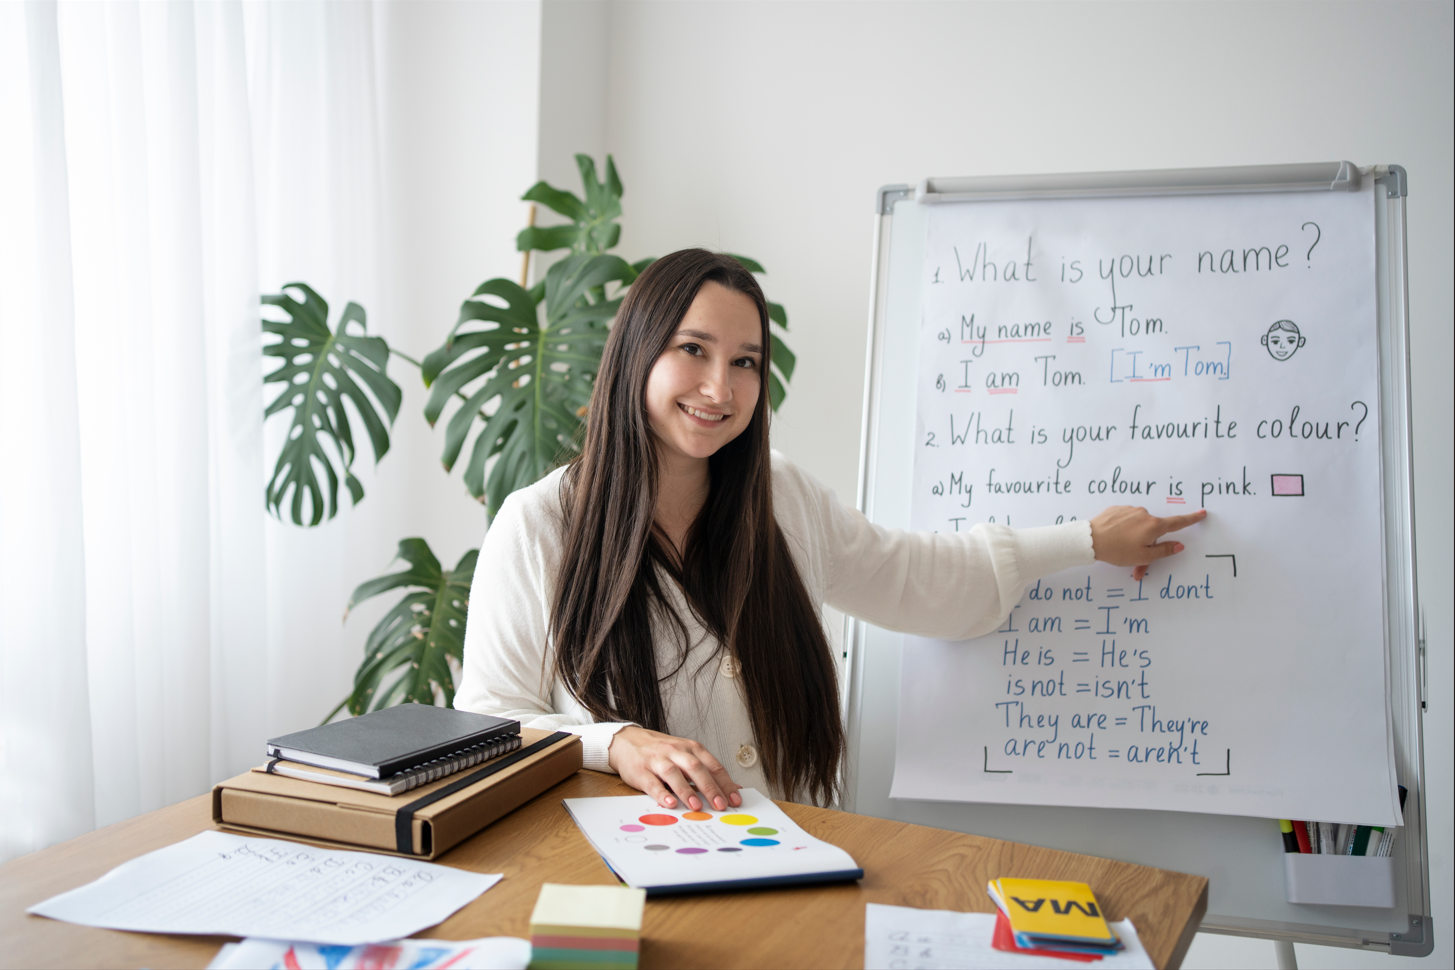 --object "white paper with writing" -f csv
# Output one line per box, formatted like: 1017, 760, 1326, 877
864, 903, 1154, 970
892, 187, 1400, 824
29, 830, 500, 945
